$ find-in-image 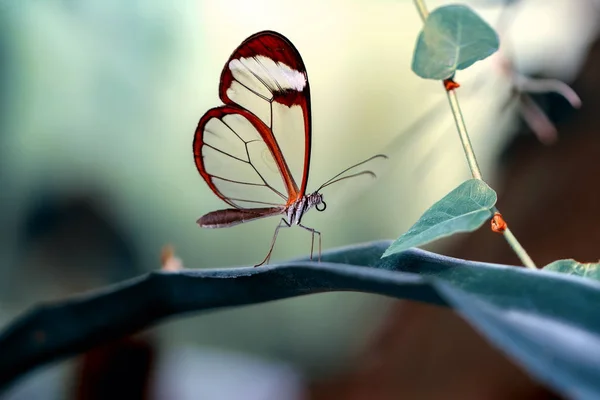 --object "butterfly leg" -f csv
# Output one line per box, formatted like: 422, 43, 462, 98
255, 218, 291, 267
298, 224, 322, 262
